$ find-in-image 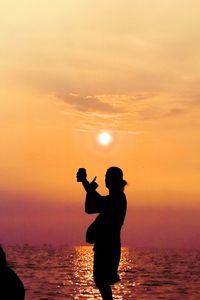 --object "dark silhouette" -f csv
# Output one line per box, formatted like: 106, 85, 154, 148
0, 245, 25, 300
77, 167, 127, 300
